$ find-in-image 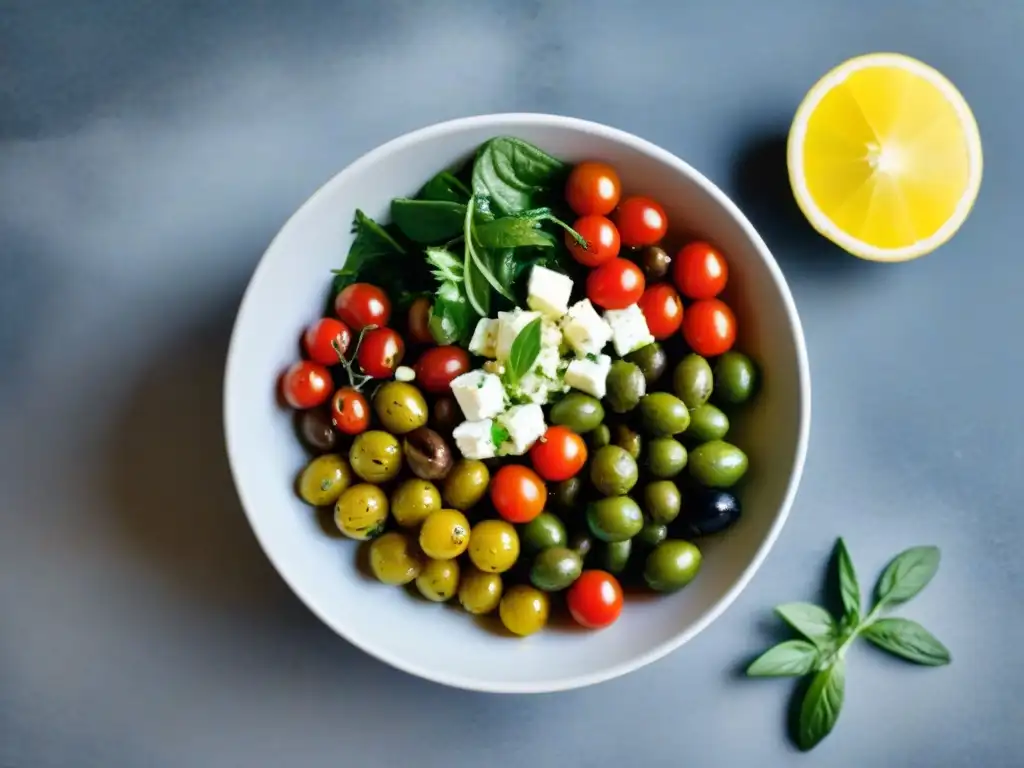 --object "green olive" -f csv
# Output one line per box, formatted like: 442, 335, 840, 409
416, 557, 460, 601
334, 484, 389, 540
442, 459, 490, 510
638, 245, 671, 282
568, 531, 594, 559
529, 546, 583, 591
644, 539, 702, 592
688, 404, 730, 443
673, 354, 714, 409
589, 424, 612, 450
606, 360, 646, 413
297, 453, 352, 506
626, 342, 667, 386
600, 539, 632, 574
714, 352, 758, 405
468, 519, 520, 573
643, 480, 682, 524
349, 431, 403, 483
390, 478, 441, 528
646, 438, 687, 479
373, 382, 428, 435
551, 477, 582, 513
521, 512, 567, 552
586, 496, 644, 542
550, 393, 605, 434
636, 520, 668, 548
499, 585, 550, 636
590, 445, 639, 496
689, 440, 749, 488
639, 393, 691, 436
368, 531, 423, 585
612, 424, 643, 460
458, 567, 503, 614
